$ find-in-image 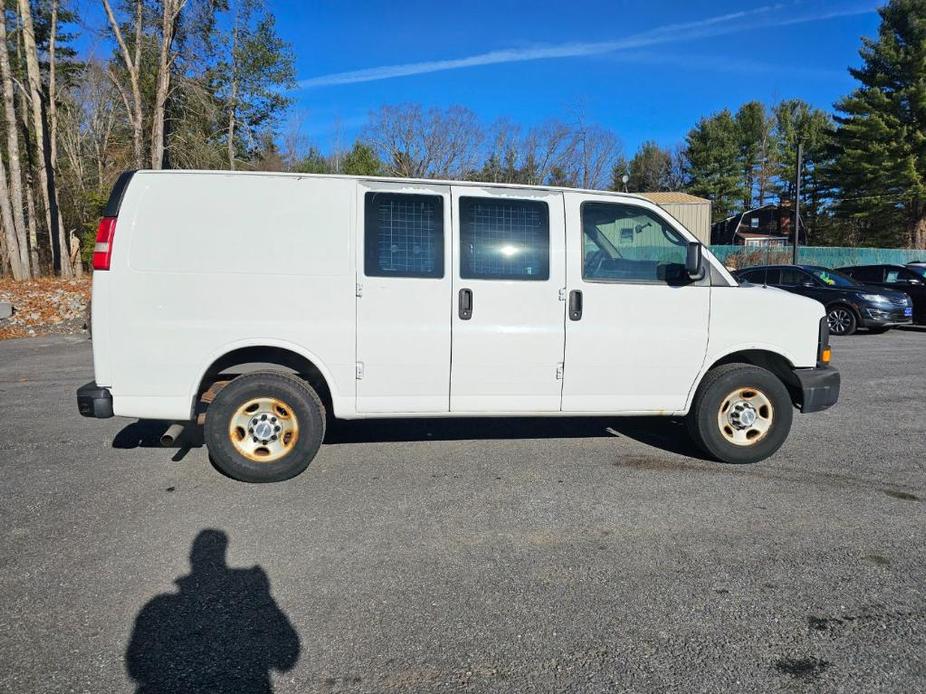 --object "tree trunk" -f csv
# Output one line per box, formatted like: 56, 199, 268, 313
0, 156, 23, 280
18, 0, 70, 277
25, 177, 38, 270
911, 202, 926, 250
102, 0, 145, 169
0, 7, 29, 278
16, 77, 41, 273
151, 0, 186, 169
49, 1, 78, 276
